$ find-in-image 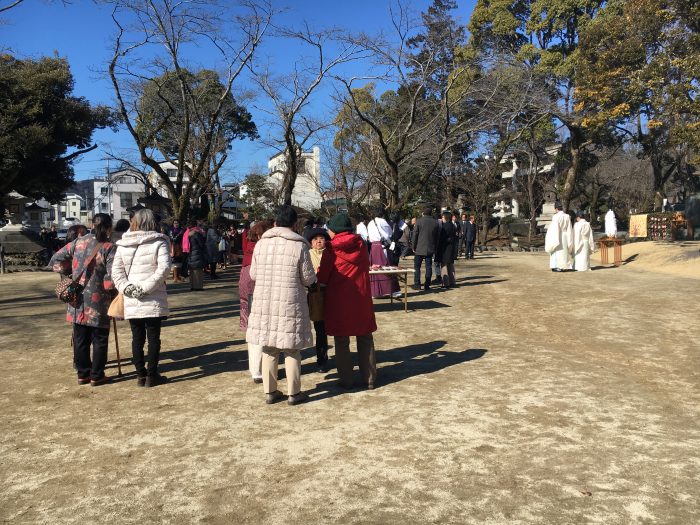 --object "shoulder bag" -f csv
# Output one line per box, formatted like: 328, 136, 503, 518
108, 245, 140, 319
372, 219, 392, 250
55, 241, 102, 308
